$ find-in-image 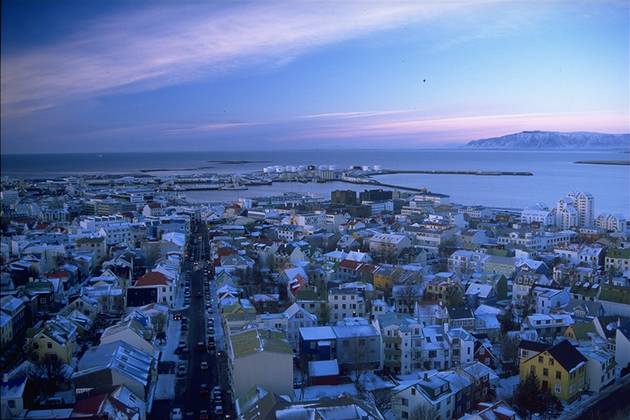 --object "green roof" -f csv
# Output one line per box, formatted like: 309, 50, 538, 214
600, 284, 630, 305
568, 321, 596, 340
230, 328, 292, 359
607, 248, 630, 260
